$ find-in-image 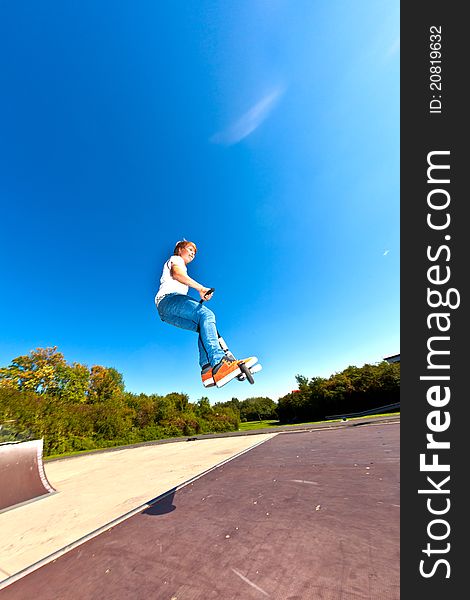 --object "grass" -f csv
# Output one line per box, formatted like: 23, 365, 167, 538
238, 412, 400, 432
44, 413, 400, 460
238, 420, 281, 431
